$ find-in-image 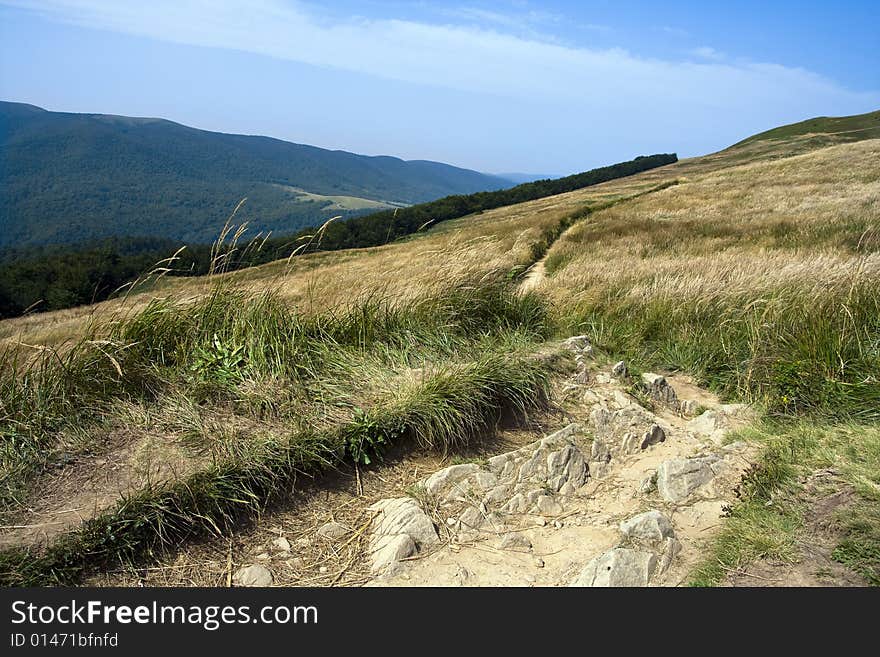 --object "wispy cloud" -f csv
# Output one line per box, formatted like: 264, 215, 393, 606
6, 1, 873, 103
3, 0, 878, 163
691, 46, 724, 61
